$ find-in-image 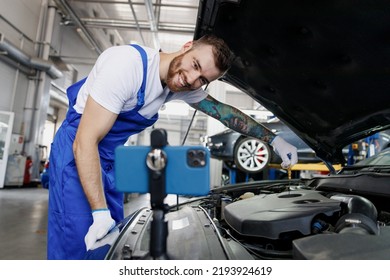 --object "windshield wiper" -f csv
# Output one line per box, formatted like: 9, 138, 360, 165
341, 165, 390, 173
